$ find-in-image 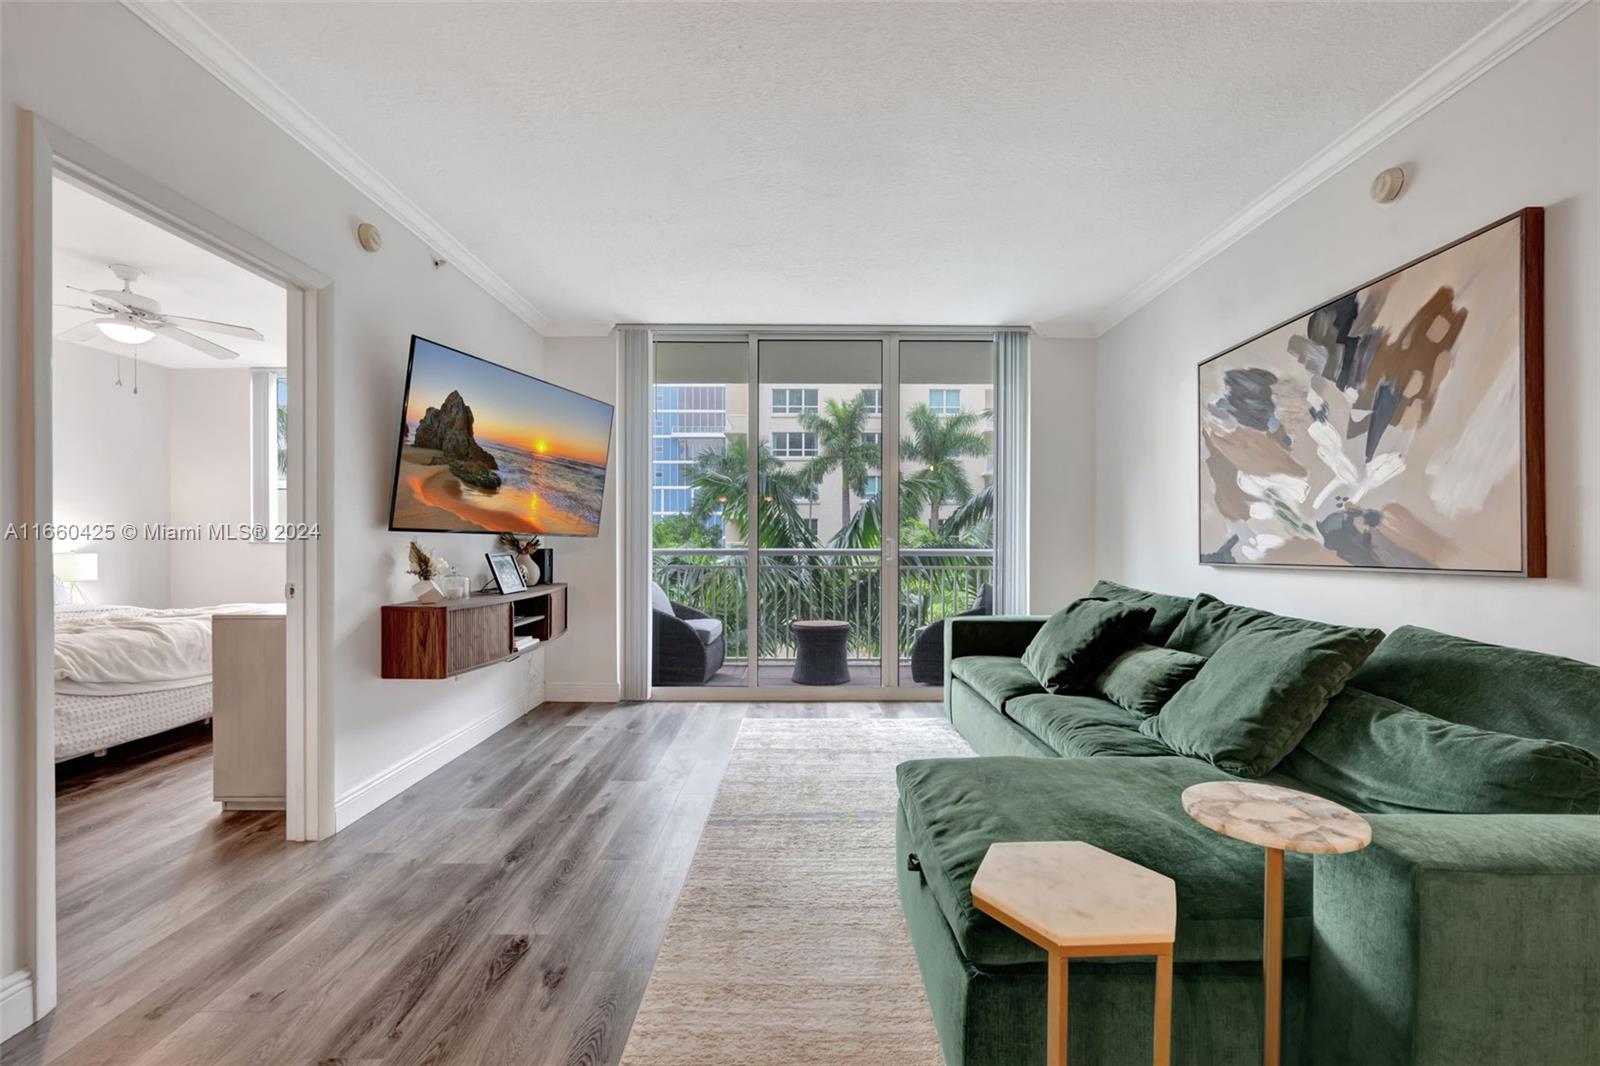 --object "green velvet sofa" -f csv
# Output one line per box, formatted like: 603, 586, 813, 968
896, 581, 1600, 1065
